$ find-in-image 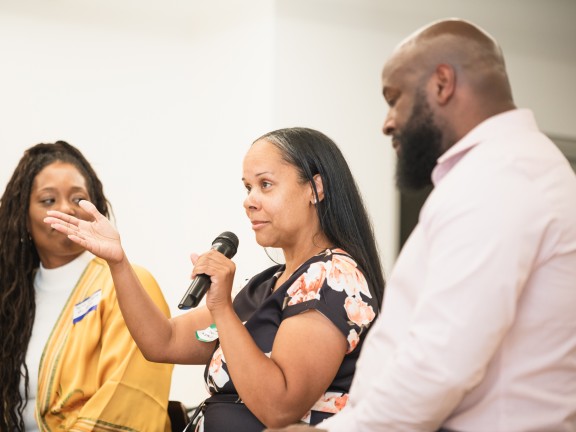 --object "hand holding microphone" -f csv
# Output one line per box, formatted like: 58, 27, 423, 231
178, 231, 239, 309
